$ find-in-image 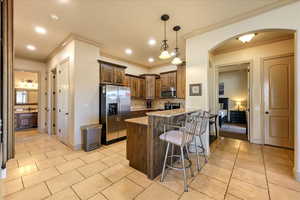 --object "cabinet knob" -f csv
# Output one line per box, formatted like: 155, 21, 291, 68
265, 111, 269, 114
